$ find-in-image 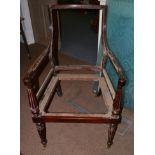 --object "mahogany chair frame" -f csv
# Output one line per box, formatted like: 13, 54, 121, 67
23, 4, 126, 148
